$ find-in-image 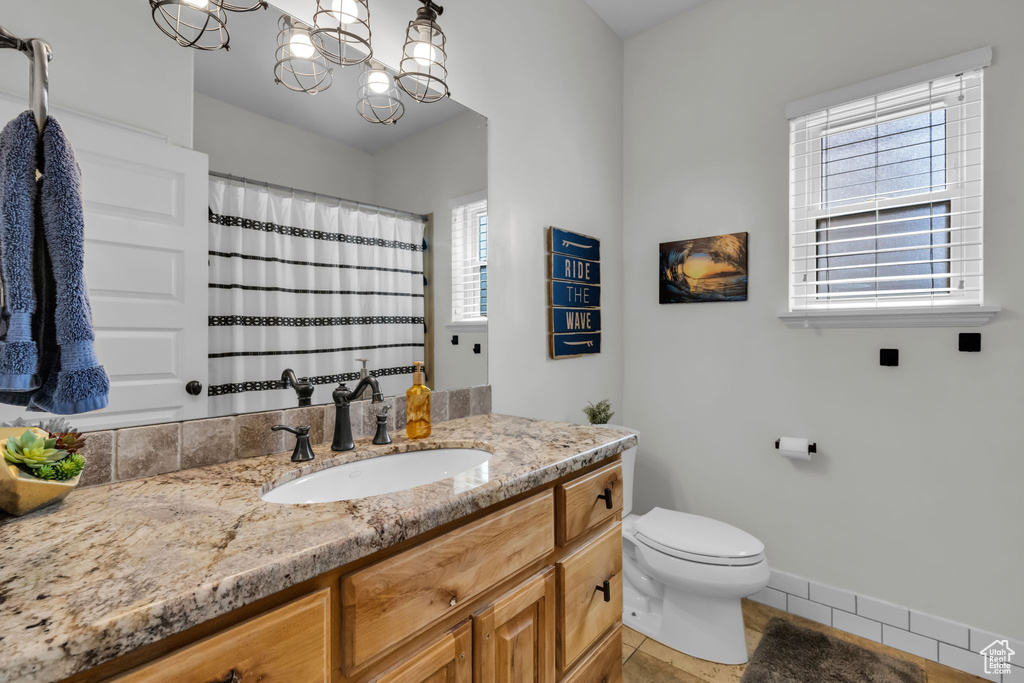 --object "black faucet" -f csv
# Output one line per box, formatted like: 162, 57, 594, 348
272, 424, 316, 462
281, 369, 314, 407
332, 374, 385, 452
